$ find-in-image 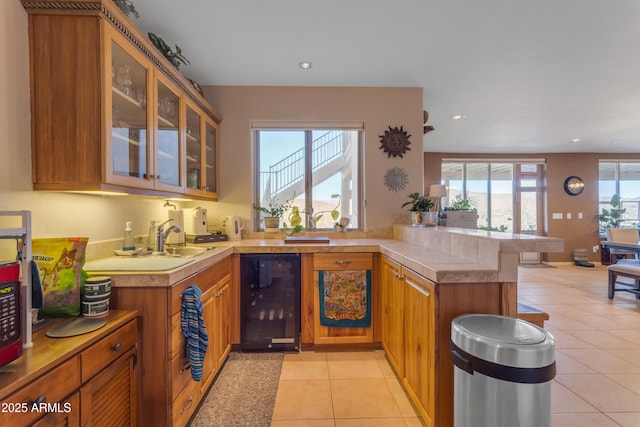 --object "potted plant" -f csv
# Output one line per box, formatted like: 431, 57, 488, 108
254, 197, 293, 231
599, 193, 626, 231
401, 192, 436, 226
306, 194, 341, 230
448, 194, 474, 211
